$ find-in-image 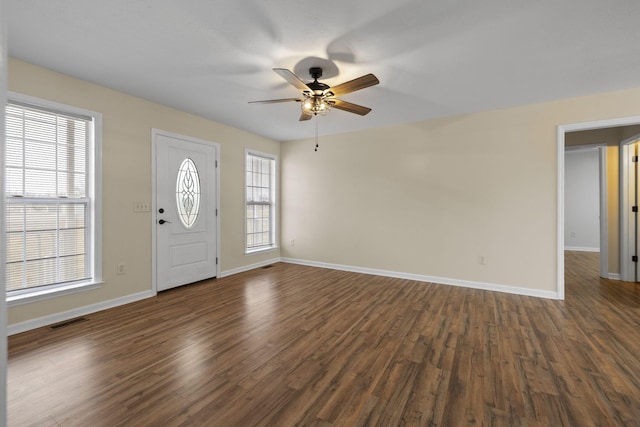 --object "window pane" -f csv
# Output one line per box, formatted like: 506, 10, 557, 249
59, 229, 85, 257
6, 167, 24, 196
24, 115, 56, 143
261, 187, 270, 202
25, 169, 56, 196
6, 137, 24, 167
24, 258, 58, 288
59, 254, 88, 282
6, 232, 24, 263
57, 172, 86, 198
6, 204, 25, 233
5, 111, 24, 138
24, 140, 56, 169
6, 263, 25, 292
57, 138, 86, 173
25, 230, 57, 261
25, 205, 58, 231
59, 204, 85, 229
